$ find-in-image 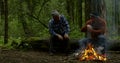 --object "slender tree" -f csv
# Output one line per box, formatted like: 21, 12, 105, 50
26, 0, 35, 36
0, 0, 4, 36
4, 0, 8, 44
114, 0, 120, 36
85, 0, 91, 21
0, 0, 4, 16
77, 0, 82, 28
18, 0, 32, 37
66, 0, 74, 23
117, 0, 120, 35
